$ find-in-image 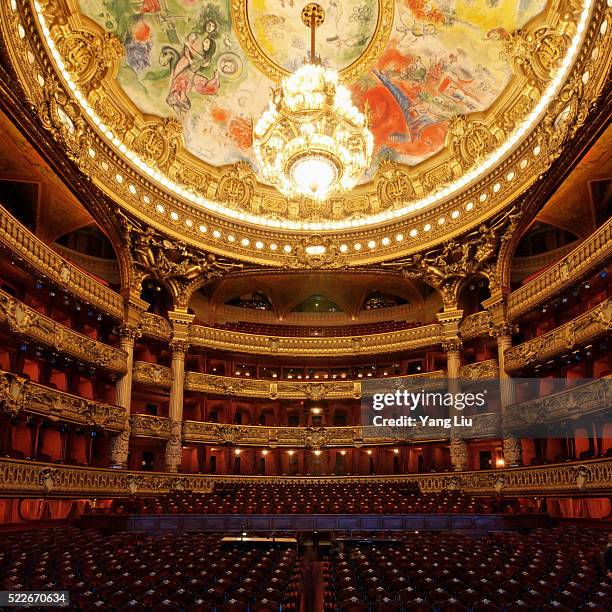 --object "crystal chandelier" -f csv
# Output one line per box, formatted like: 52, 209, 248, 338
253, 3, 373, 202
